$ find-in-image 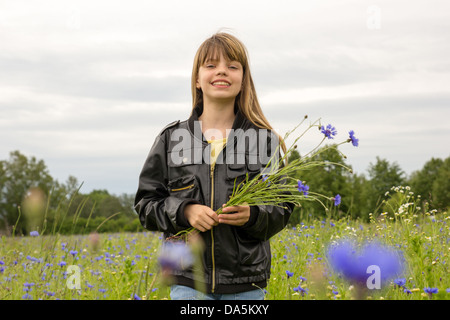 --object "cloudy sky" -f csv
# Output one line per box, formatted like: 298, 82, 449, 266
1, 0, 449, 195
